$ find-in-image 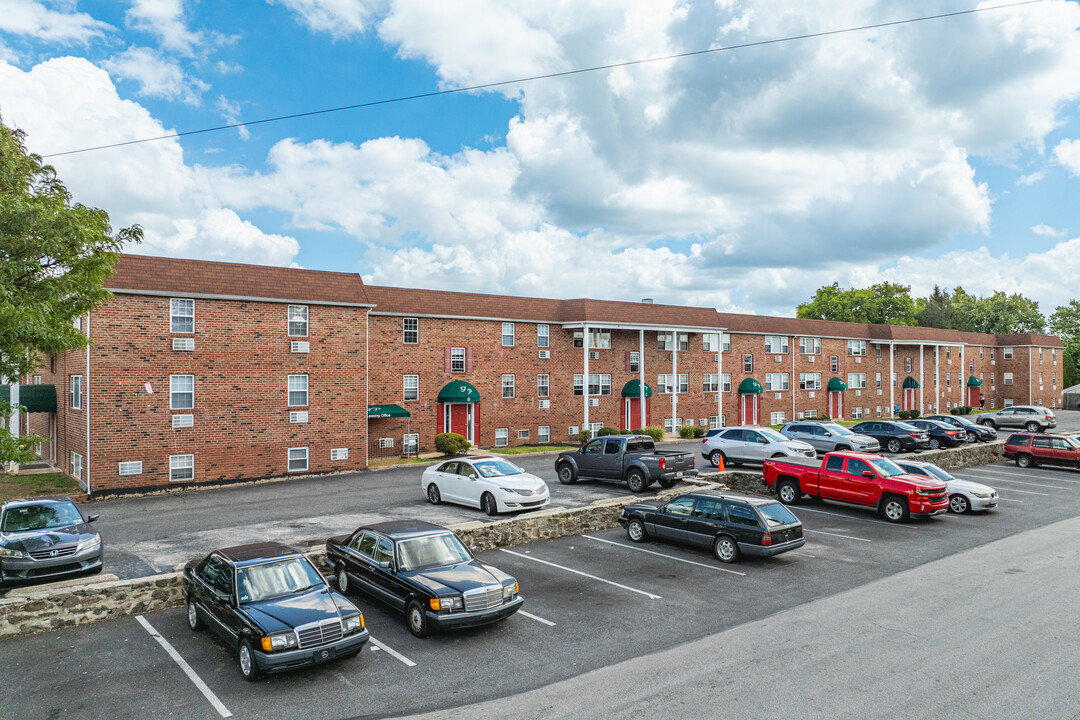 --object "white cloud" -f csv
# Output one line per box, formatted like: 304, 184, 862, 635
214, 60, 243, 74
0, 0, 112, 44
268, 0, 382, 39
152, 208, 300, 265
1054, 138, 1080, 175
1032, 223, 1065, 237
103, 46, 208, 104
215, 95, 250, 139
1017, 169, 1045, 186
126, 0, 202, 53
